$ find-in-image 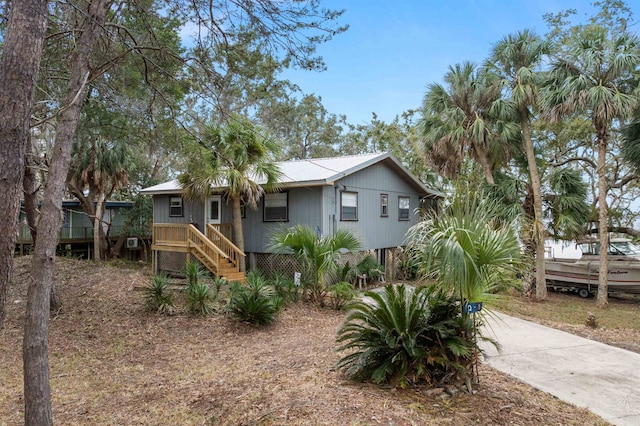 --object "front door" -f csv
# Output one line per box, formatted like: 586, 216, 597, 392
205, 195, 222, 225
